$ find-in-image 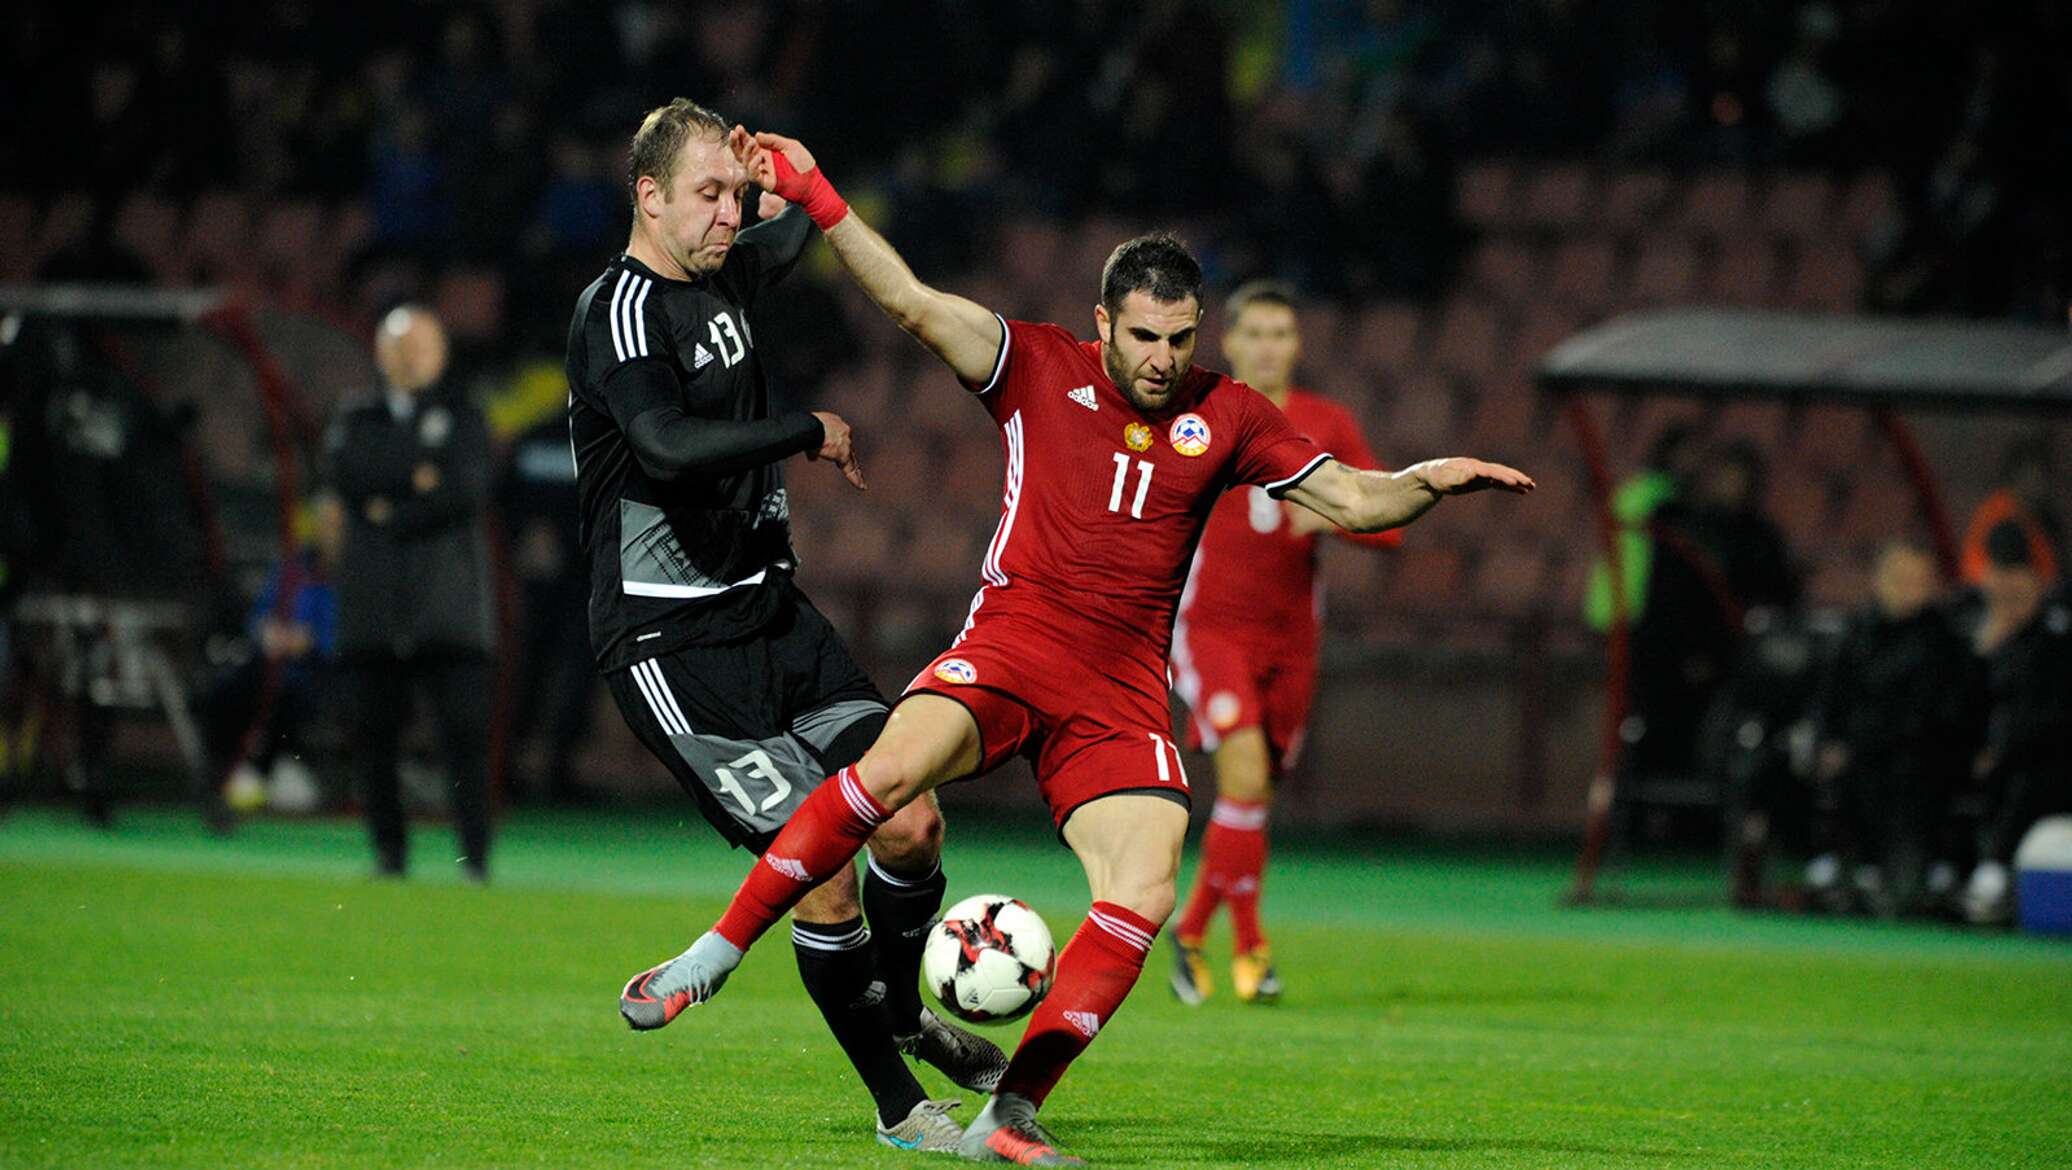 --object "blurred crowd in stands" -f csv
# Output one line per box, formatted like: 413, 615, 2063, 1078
9, 0, 2069, 340
2, 2, 2067, 902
